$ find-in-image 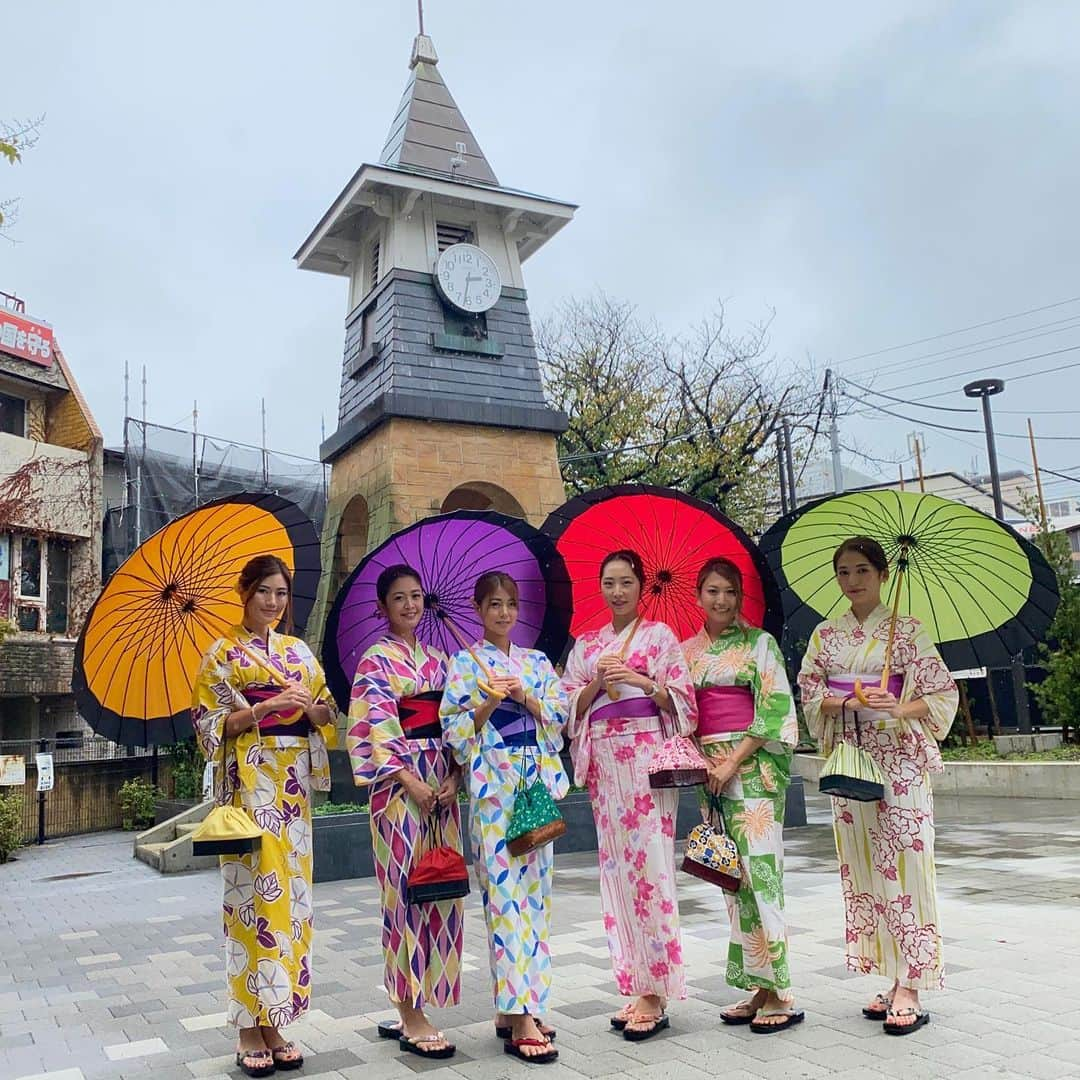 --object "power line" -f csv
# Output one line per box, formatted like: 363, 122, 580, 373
854, 313, 1080, 383
878, 343, 1080, 397
831, 294, 1080, 370
842, 375, 976, 413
